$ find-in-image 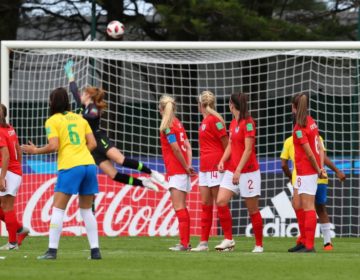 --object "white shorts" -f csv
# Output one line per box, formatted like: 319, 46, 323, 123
0, 169, 22, 197
220, 170, 261, 197
198, 171, 223, 187
296, 174, 318, 195
167, 174, 192, 193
